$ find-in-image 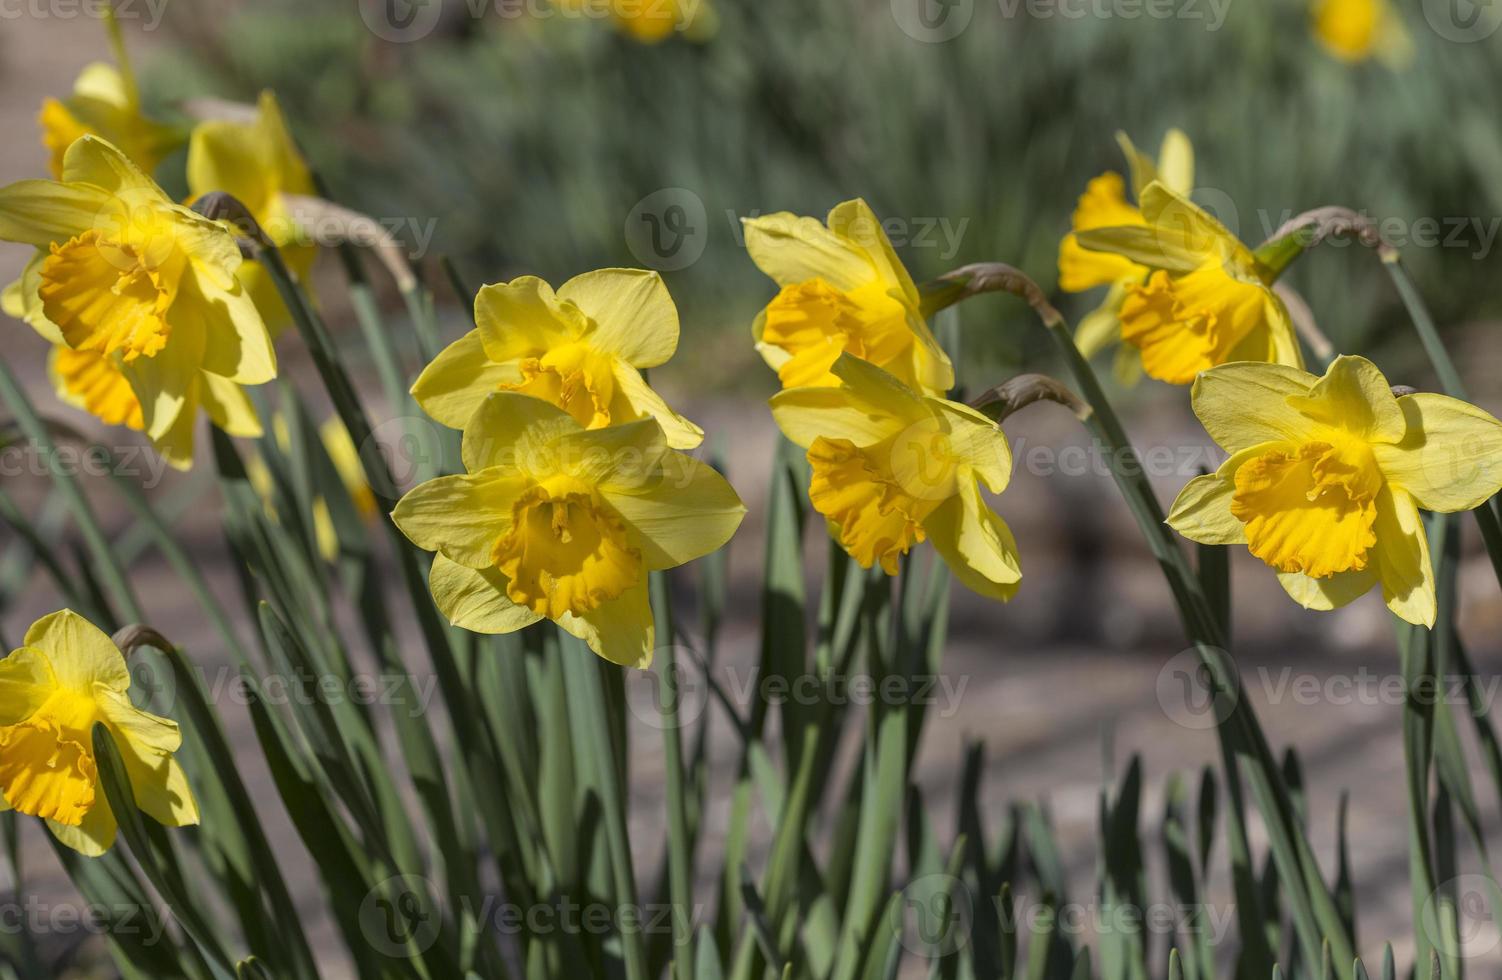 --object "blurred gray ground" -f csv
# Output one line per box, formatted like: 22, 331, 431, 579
5, 15, 1502, 980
